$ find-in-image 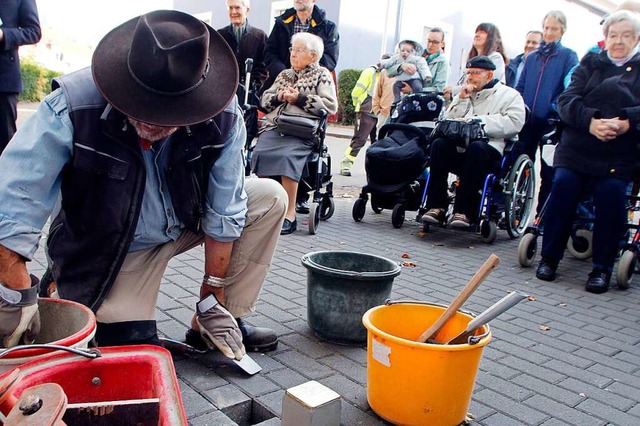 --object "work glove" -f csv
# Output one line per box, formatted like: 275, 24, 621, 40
195, 294, 245, 360
0, 275, 41, 348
